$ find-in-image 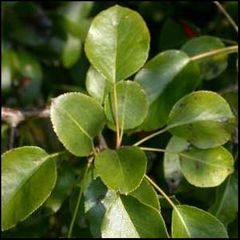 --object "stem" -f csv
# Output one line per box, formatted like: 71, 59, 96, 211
133, 127, 168, 146
8, 126, 16, 149
67, 162, 91, 238
214, 1, 238, 33
140, 147, 167, 153
191, 45, 238, 61
145, 175, 176, 210
113, 84, 121, 148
